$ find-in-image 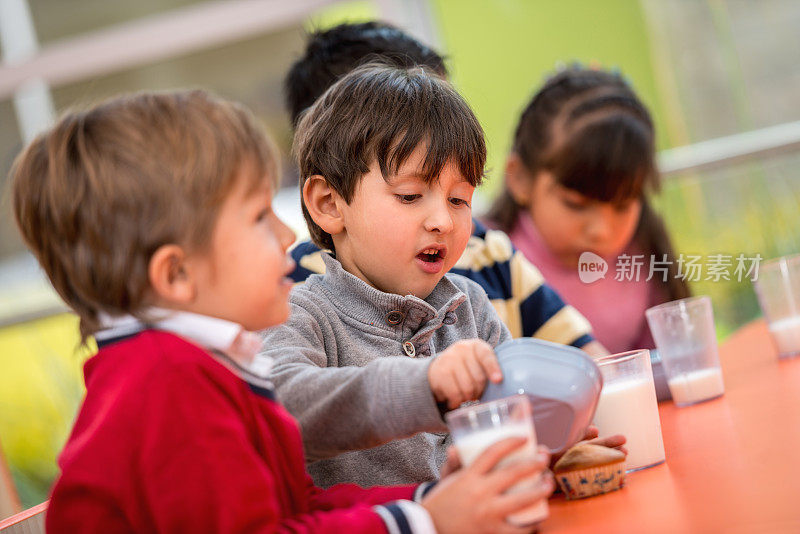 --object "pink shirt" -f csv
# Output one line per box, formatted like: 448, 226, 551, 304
506, 212, 660, 353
